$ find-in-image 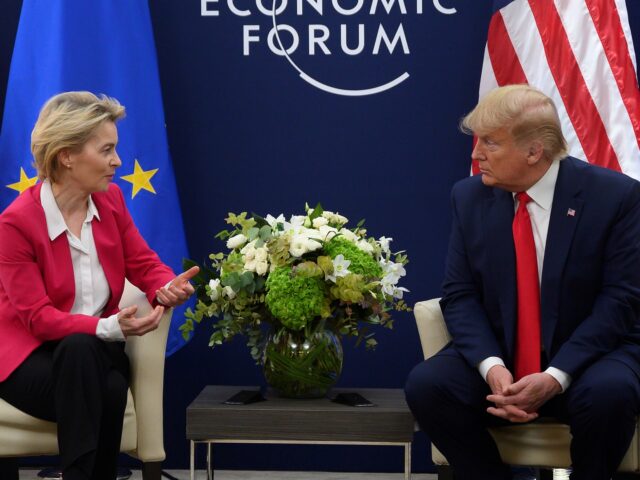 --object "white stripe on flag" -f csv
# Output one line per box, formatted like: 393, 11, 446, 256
479, 44, 499, 99
499, 1, 588, 162
555, 0, 640, 179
